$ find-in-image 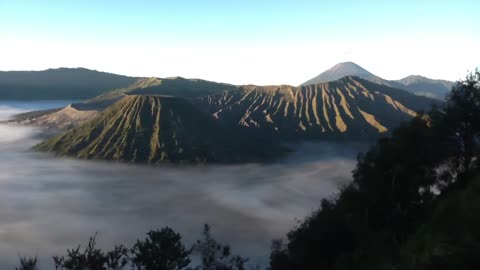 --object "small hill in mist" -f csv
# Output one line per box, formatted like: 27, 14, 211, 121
0, 68, 138, 100
14, 104, 99, 129
35, 95, 282, 163
302, 62, 454, 99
